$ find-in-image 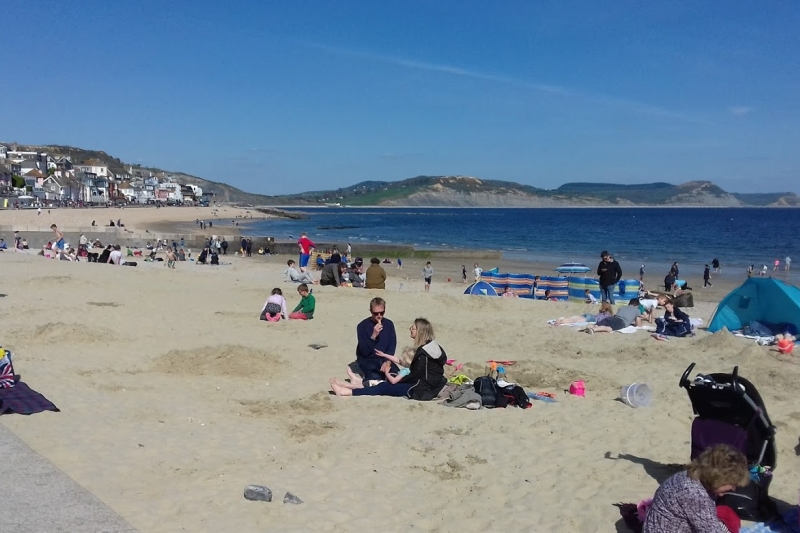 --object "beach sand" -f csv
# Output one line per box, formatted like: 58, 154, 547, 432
1, 213, 799, 532
0, 205, 256, 235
